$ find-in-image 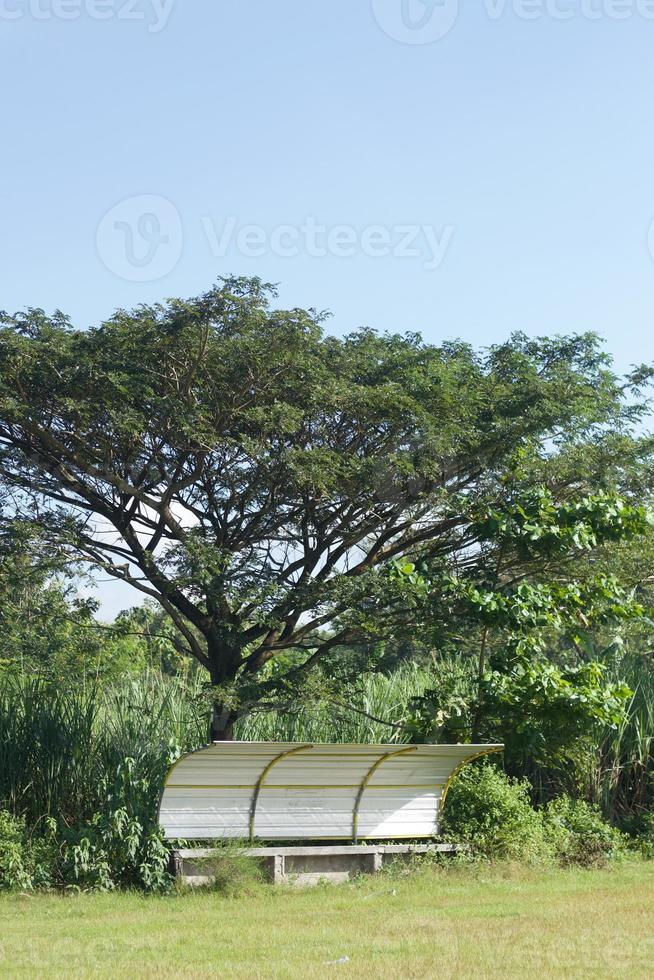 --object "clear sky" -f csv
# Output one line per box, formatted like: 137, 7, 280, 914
2, 0, 654, 616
